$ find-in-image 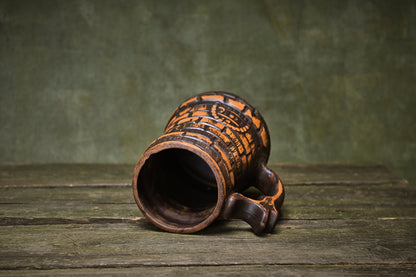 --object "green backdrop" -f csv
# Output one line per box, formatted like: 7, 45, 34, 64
1, 0, 415, 185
